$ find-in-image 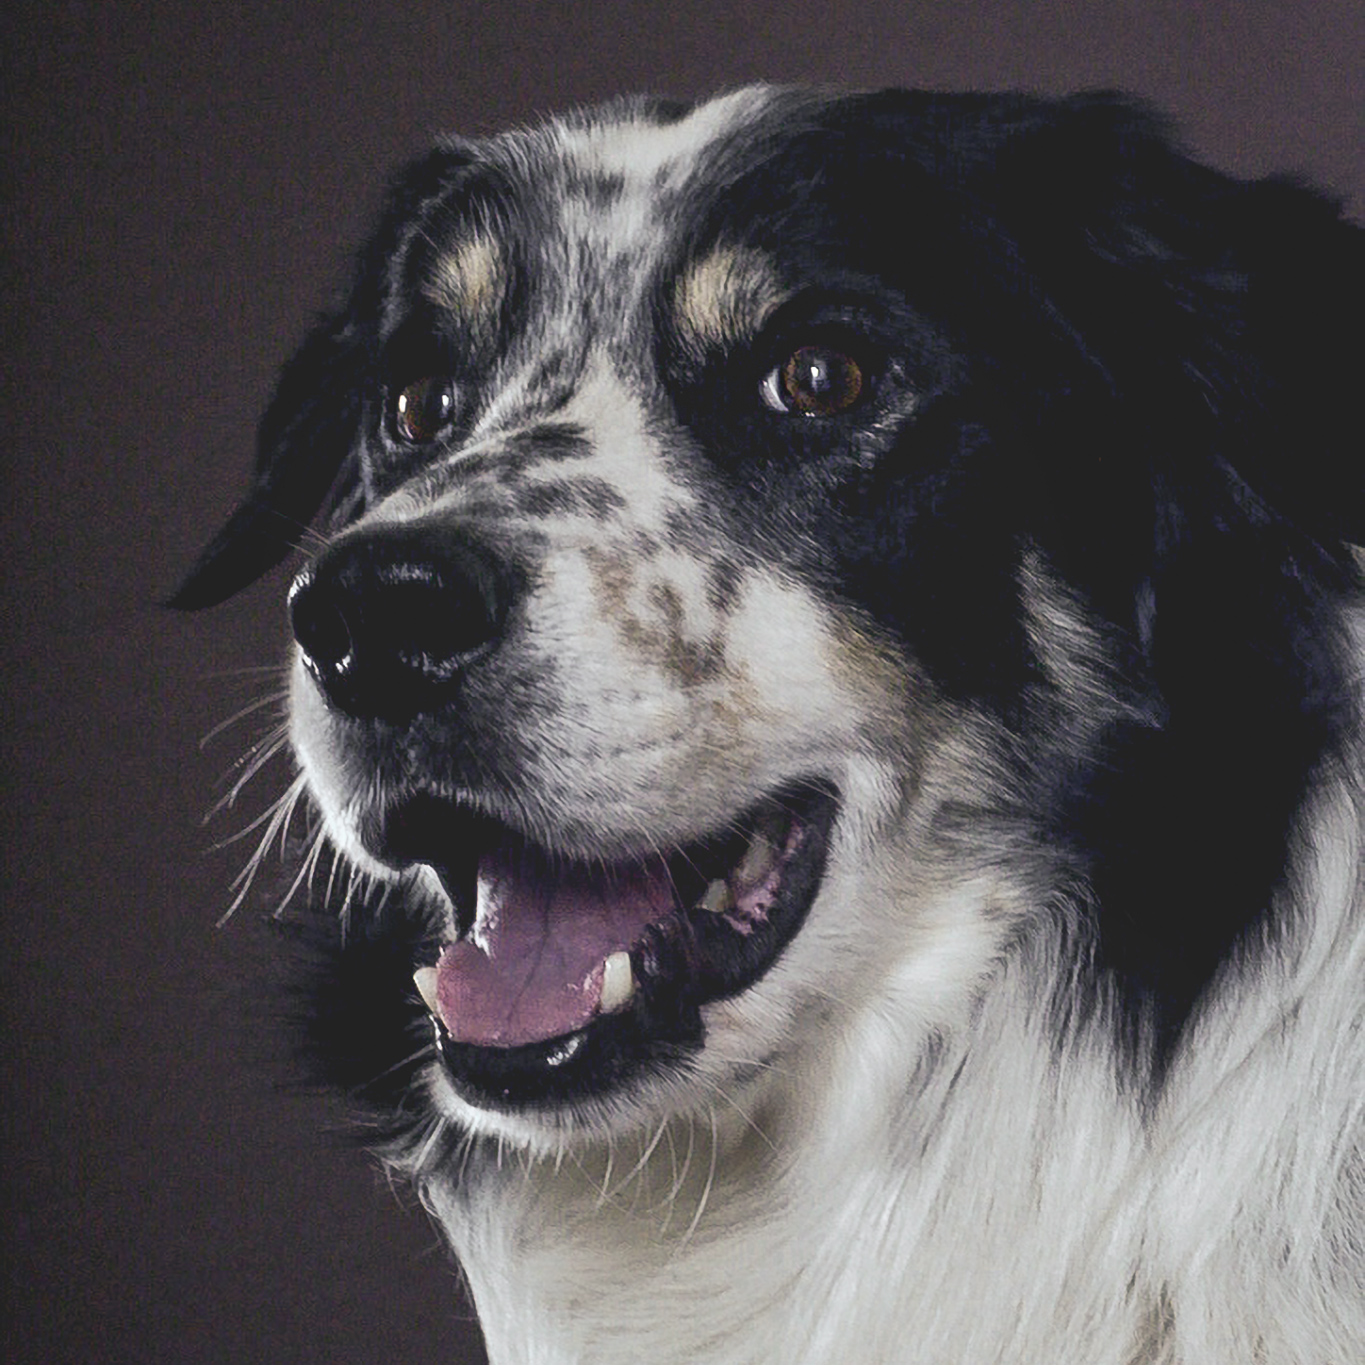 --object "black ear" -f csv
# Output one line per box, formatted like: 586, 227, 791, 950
166, 310, 369, 609
985, 93, 1365, 544
168, 145, 472, 610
